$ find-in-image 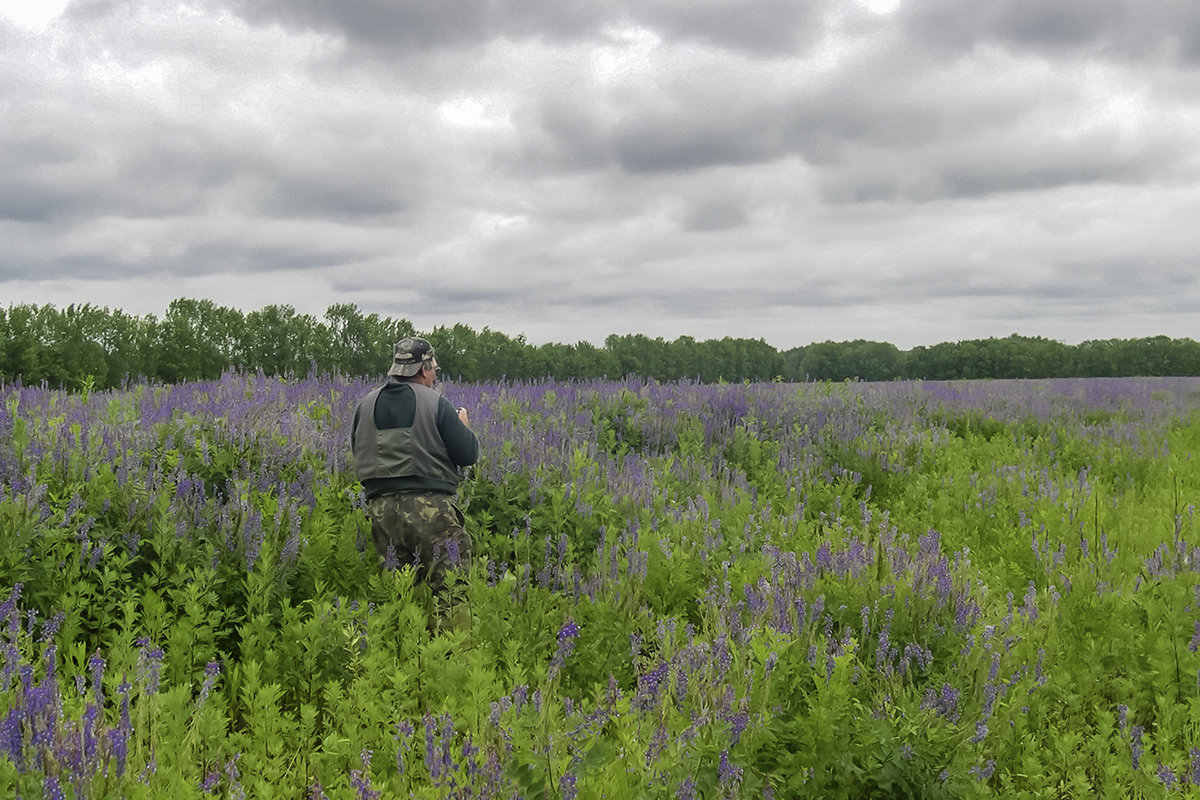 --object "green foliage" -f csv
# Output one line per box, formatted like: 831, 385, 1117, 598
3, 375, 1200, 798
9, 300, 1200, 390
